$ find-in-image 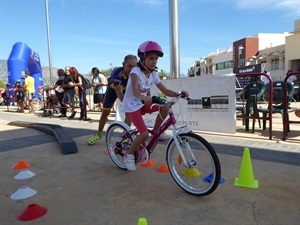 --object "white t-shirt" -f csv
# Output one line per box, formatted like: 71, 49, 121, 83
261, 73, 270, 84
287, 75, 297, 83
121, 66, 161, 113
93, 73, 108, 94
